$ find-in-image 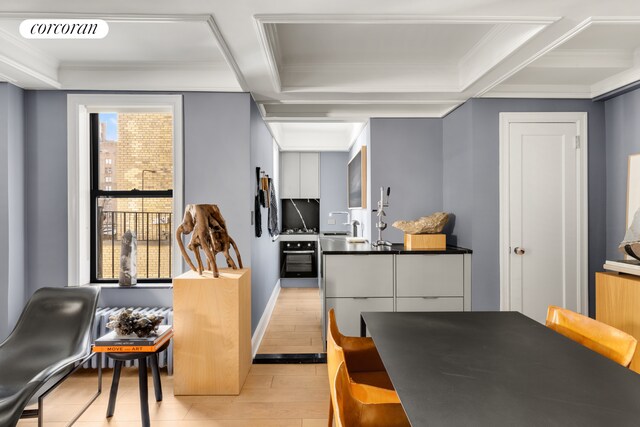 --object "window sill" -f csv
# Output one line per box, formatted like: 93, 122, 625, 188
83, 283, 173, 290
